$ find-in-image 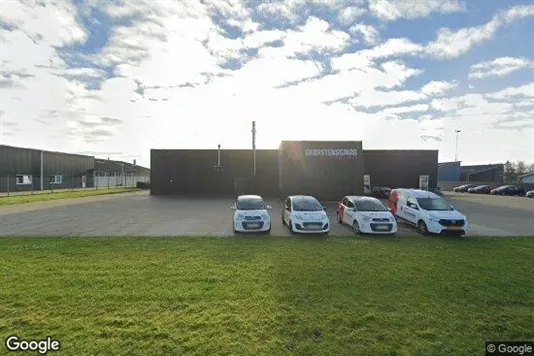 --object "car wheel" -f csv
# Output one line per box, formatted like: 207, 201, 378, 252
418, 221, 429, 235
337, 212, 343, 224
352, 220, 361, 235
